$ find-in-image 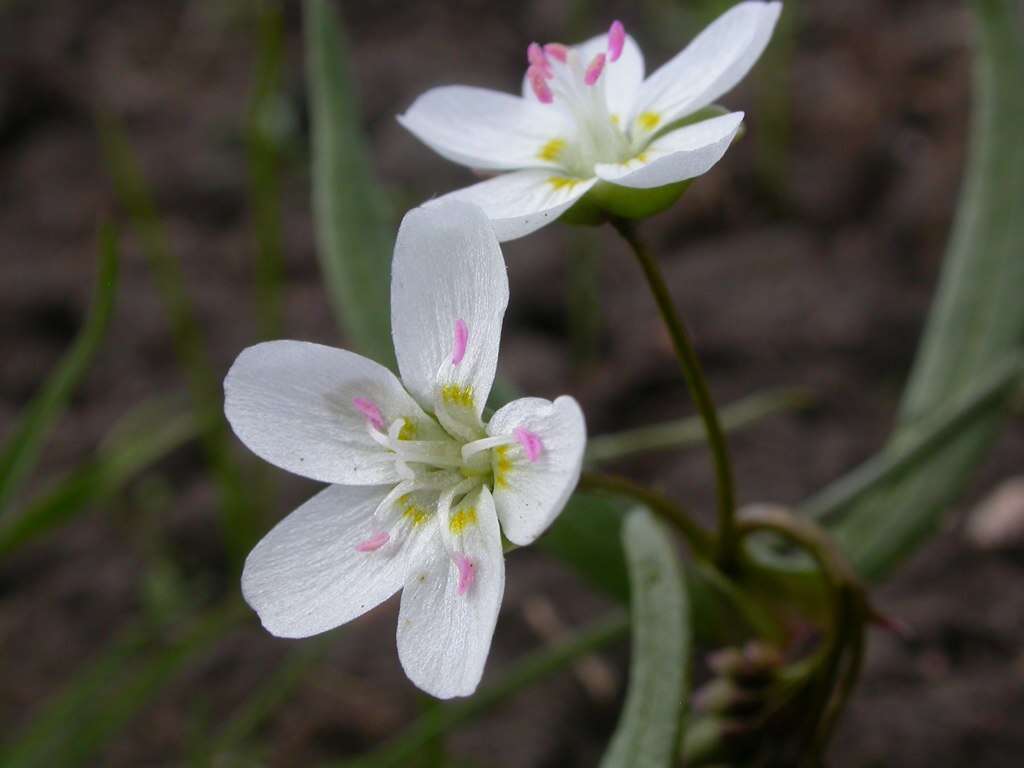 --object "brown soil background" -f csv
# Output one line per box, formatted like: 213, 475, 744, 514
2, 0, 1022, 765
